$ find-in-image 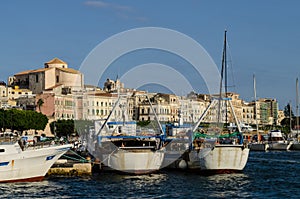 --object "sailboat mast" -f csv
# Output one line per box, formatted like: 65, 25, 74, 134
296, 78, 299, 135
289, 101, 292, 133
253, 74, 259, 141
224, 30, 228, 125
254, 75, 258, 132
217, 30, 227, 125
